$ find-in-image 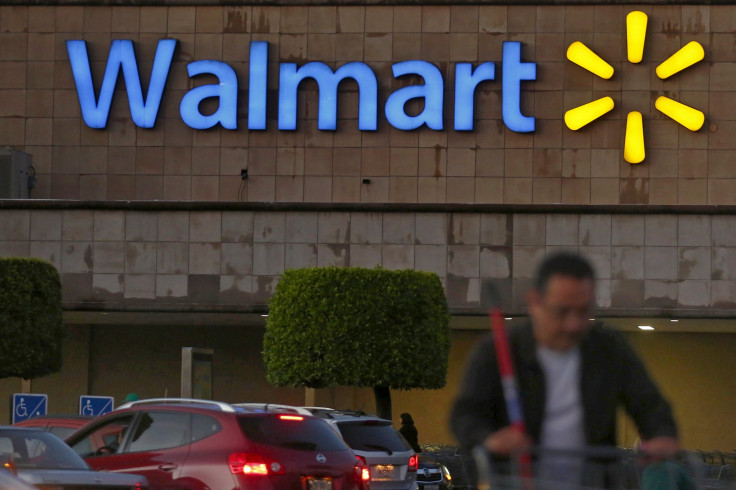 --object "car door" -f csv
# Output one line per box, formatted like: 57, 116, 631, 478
68, 413, 136, 461
68, 410, 191, 490
114, 410, 192, 490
